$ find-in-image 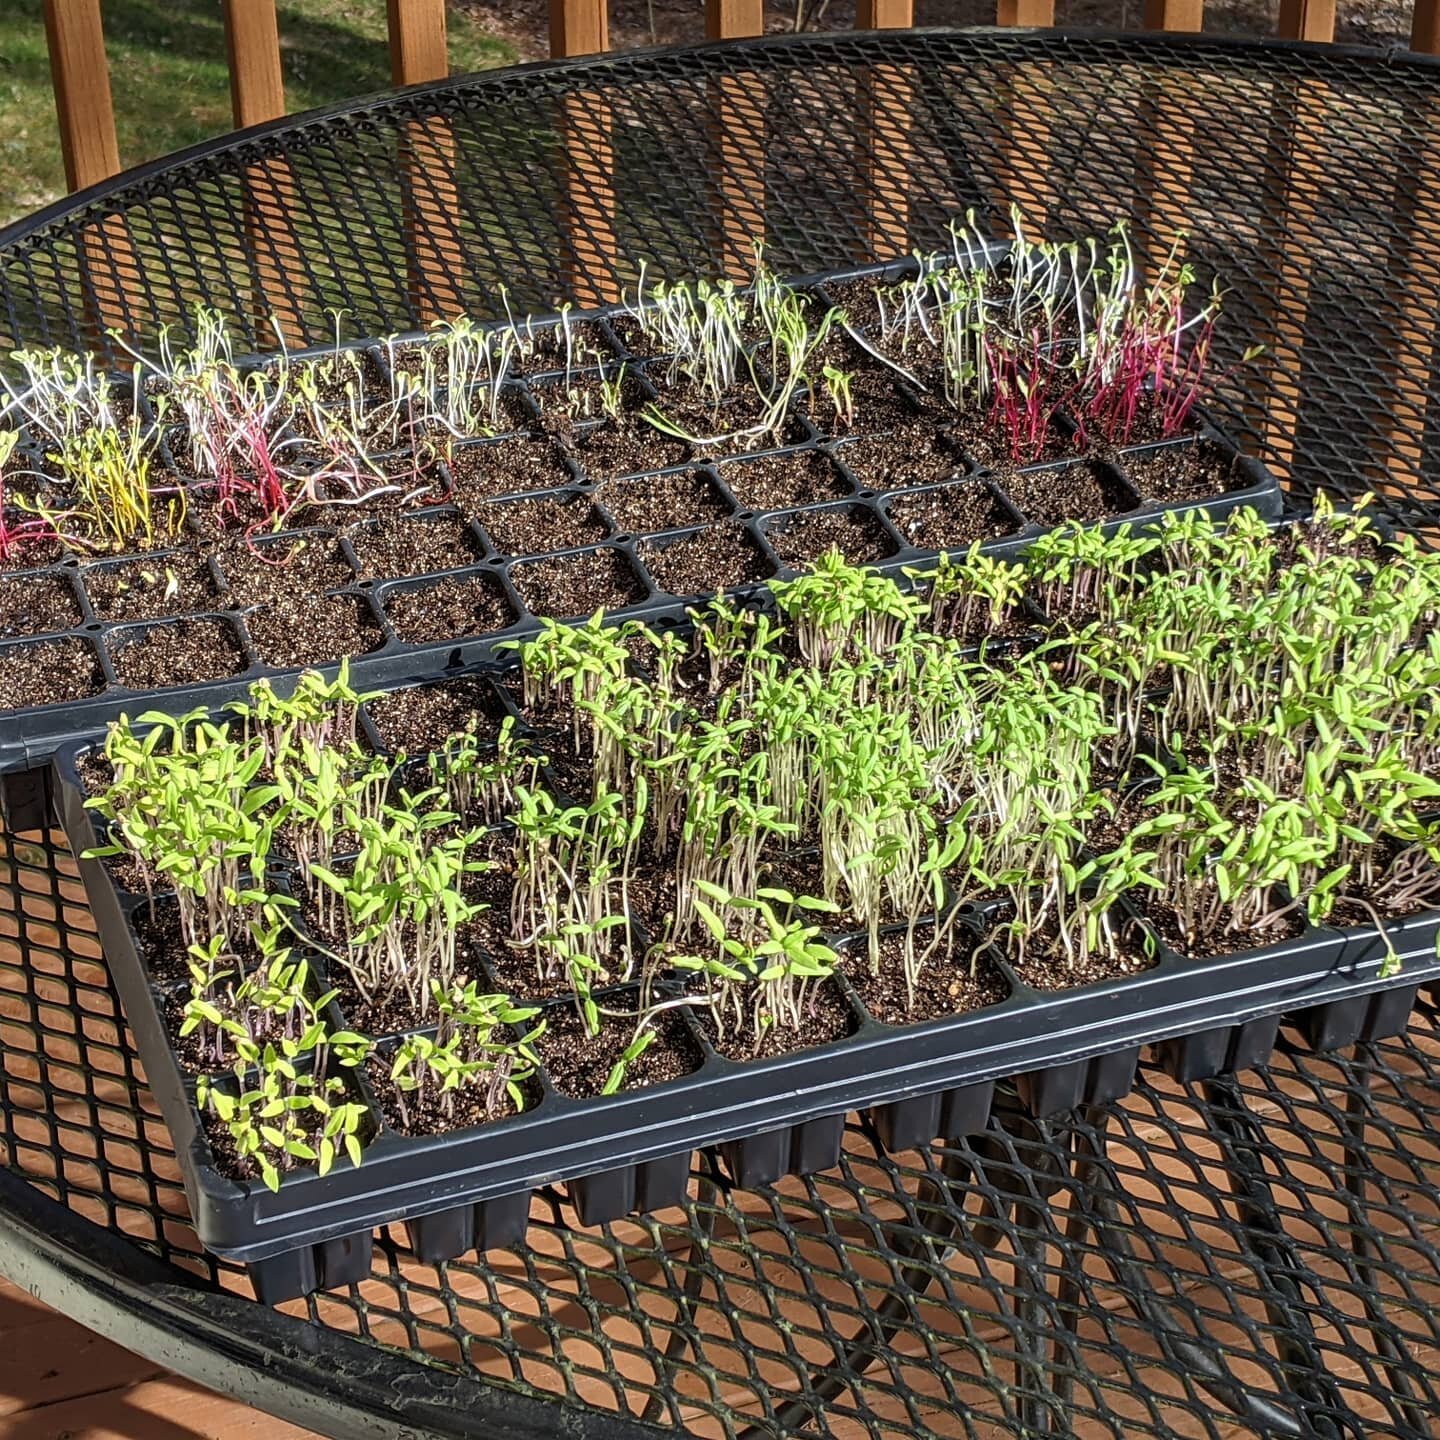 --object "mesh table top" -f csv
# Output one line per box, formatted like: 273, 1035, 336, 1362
3, 28, 1440, 1439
